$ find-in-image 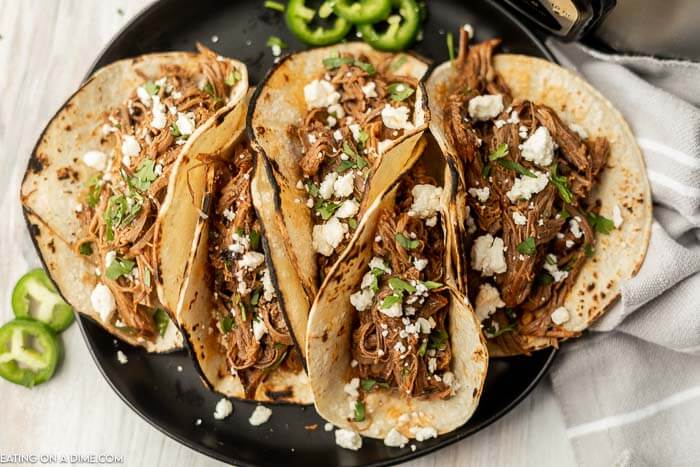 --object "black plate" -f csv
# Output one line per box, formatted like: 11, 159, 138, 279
80, 1, 556, 466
